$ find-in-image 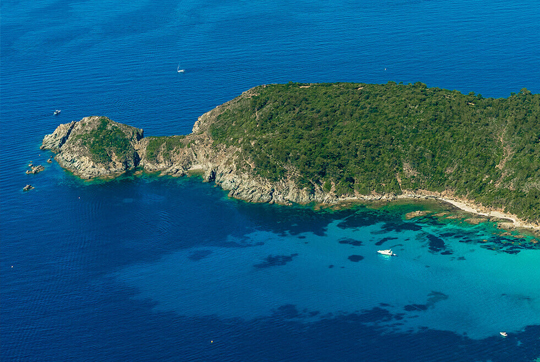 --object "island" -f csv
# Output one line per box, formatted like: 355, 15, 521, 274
41, 82, 540, 232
